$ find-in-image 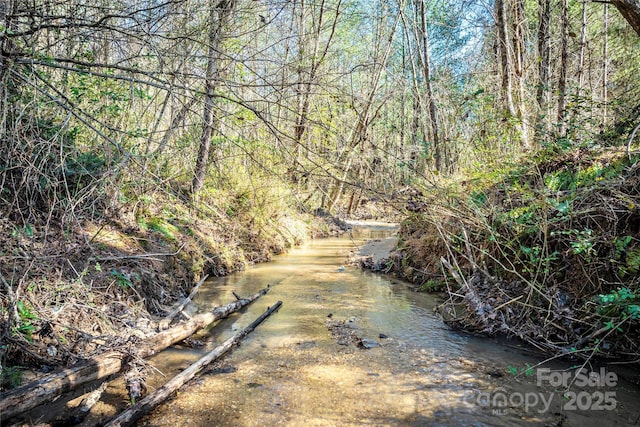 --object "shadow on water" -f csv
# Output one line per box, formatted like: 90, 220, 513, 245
136, 224, 640, 427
